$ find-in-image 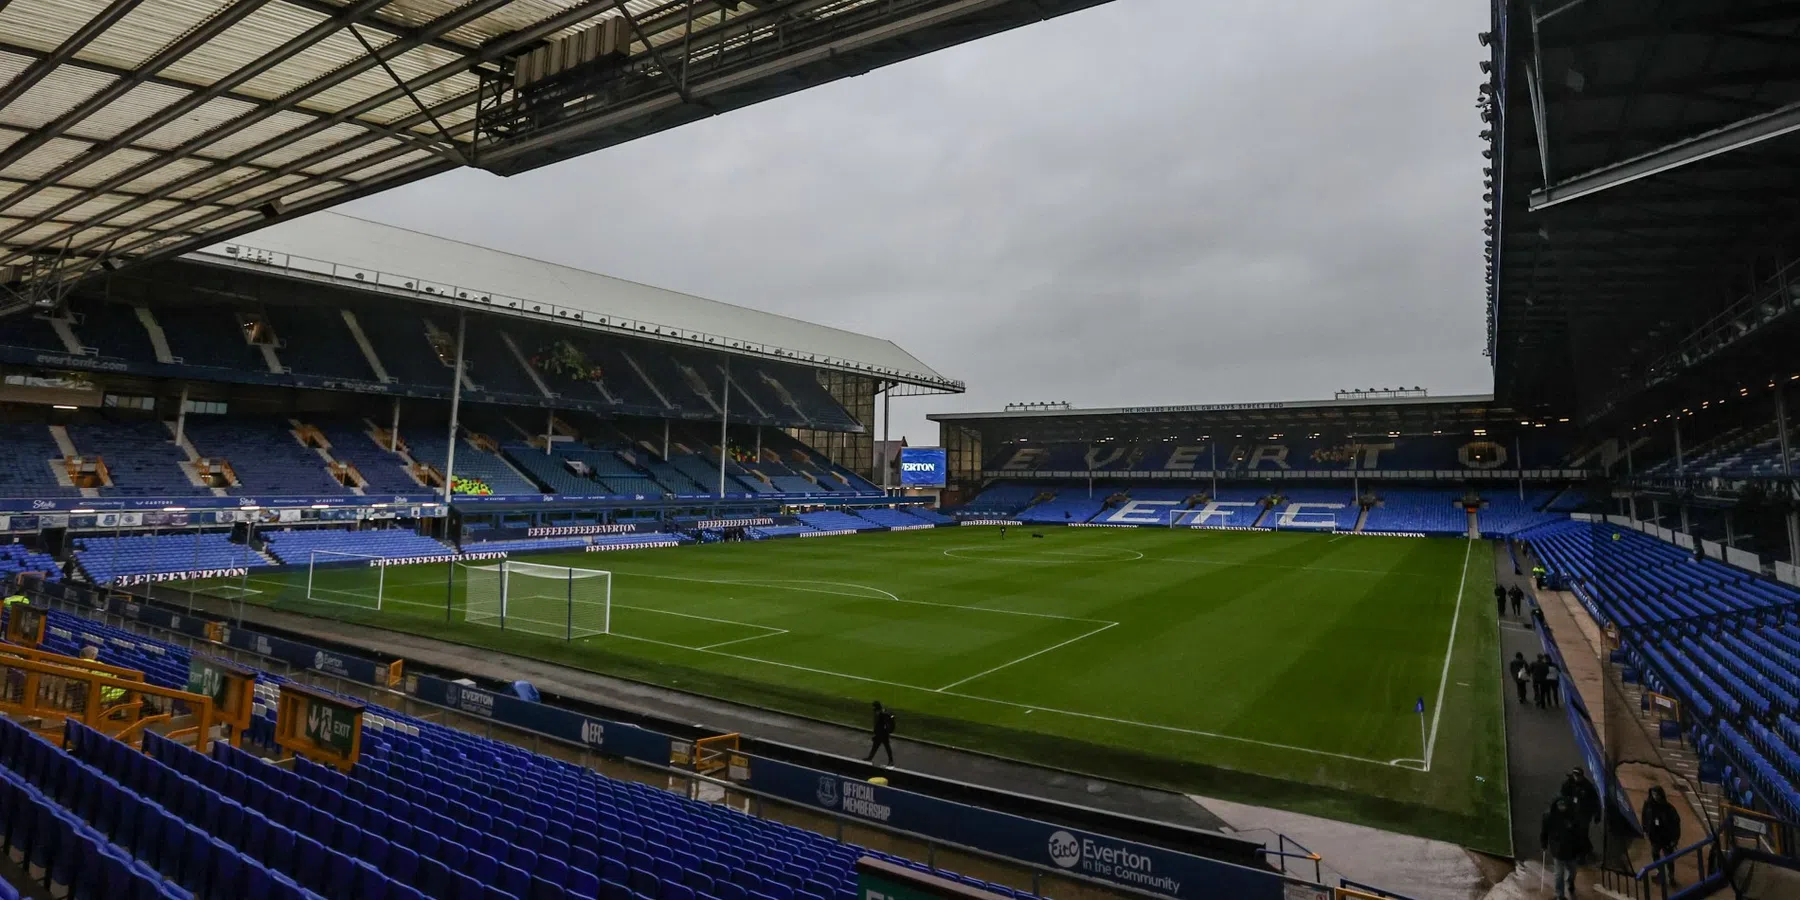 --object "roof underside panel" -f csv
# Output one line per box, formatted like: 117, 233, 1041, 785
1489, 0, 1800, 425
201, 210, 958, 389
0, 0, 1120, 294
